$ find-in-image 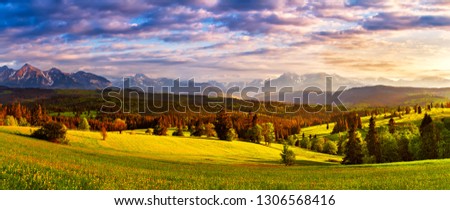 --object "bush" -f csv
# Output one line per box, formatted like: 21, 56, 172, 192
226, 128, 237, 141
145, 128, 154, 135
312, 138, 325, 152
287, 135, 297, 146
300, 137, 311, 149
154, 124, 168, 136
5, 115, 18, 126
19, 117, 30, 126
323, 141, 338, 155
172, 128, 185, 136
280, 144, 296, 166
31, 122, 68, 144
205, 123, 216, 138
247, 124, 264, 143
78, 117, 90, 131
